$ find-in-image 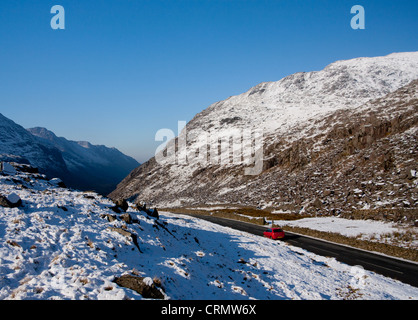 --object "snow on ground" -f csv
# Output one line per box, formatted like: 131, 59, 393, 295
277, 217, 418, 249
1, 171, 418, 300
